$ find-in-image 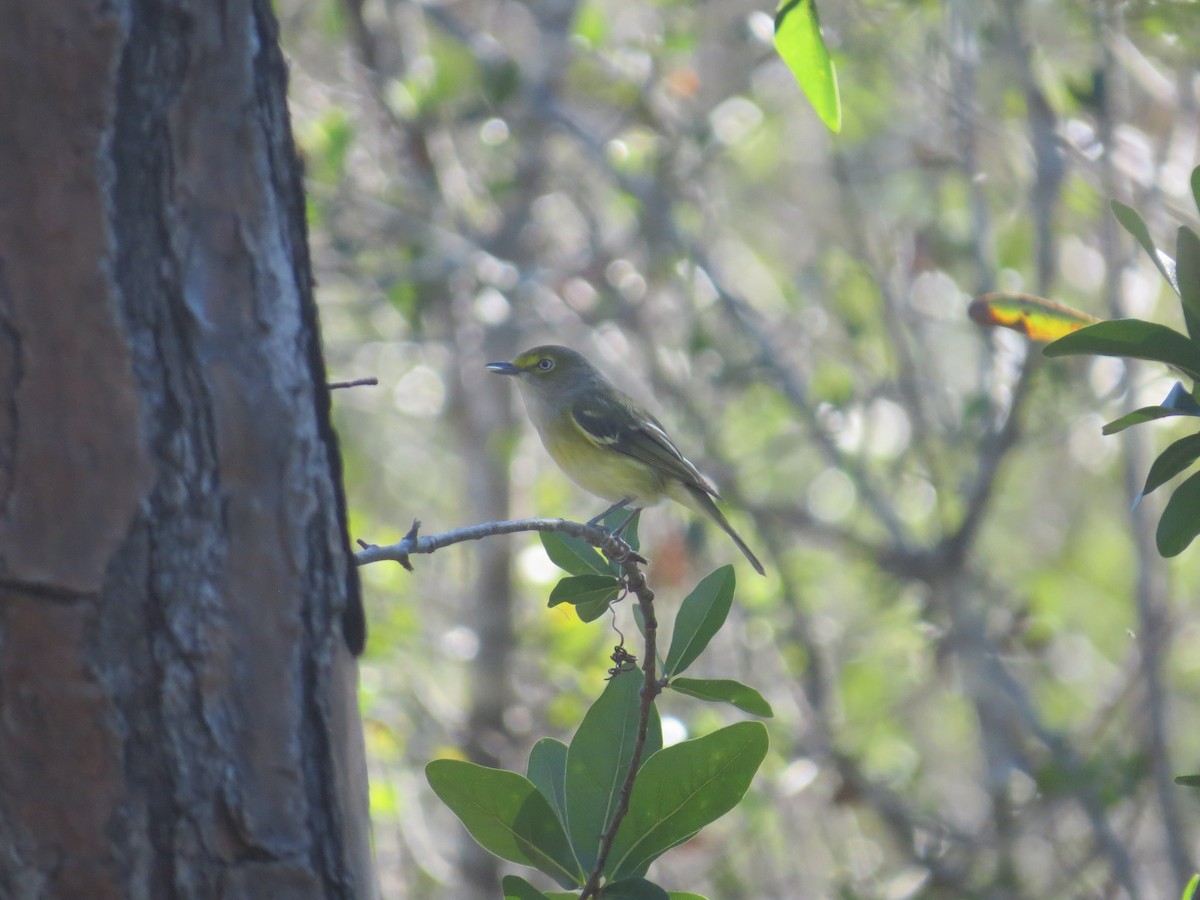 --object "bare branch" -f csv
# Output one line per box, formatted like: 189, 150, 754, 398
328, 377, 379, 390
